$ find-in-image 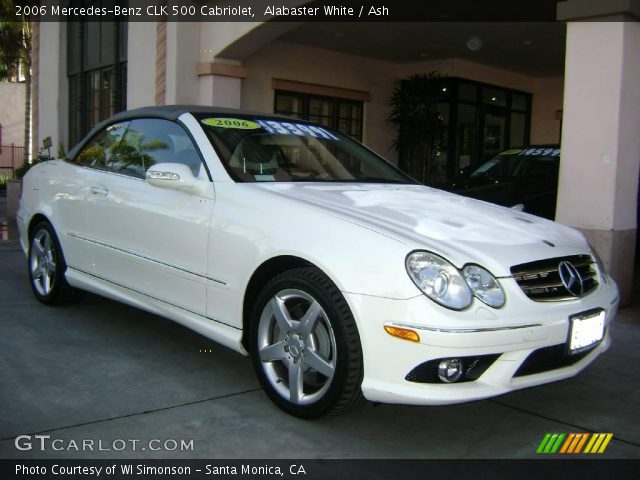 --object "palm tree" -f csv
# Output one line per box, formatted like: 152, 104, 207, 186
0, 0, 32, 164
